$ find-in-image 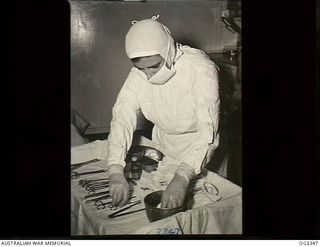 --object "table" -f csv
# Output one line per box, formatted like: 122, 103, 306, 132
71, 136, 242, 235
